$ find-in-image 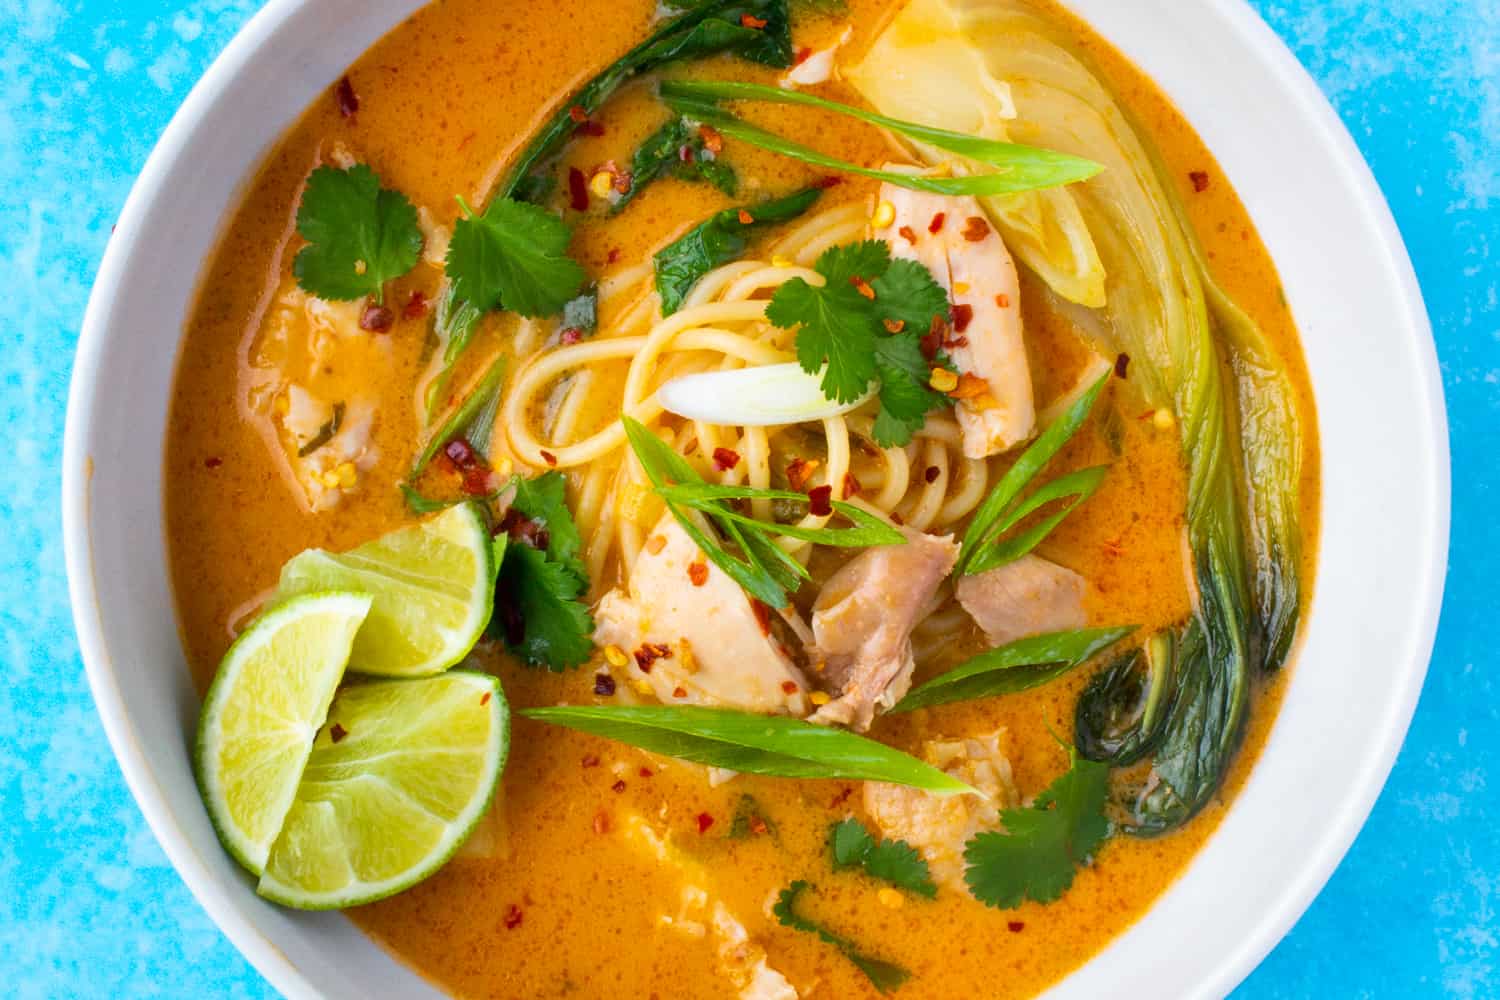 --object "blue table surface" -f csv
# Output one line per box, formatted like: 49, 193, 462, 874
2, 1, 1495, 997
